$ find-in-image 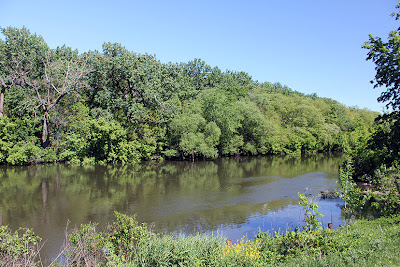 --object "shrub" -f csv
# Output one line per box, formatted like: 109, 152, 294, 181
298, 192, 323, 231
107, 212, 154, 262
62, 222, 108, 266
339, 159, 400, 218
6, 141, 41, 165
0, 226, 42, 266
